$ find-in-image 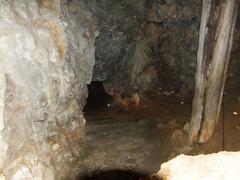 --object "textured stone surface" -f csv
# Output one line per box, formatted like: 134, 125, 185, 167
82, 112, 173, 175
227, 10, 240, 85
0, 0, 240, 179
145, 0, 201, 22
0, 0, 97, 179
86, 0, 202, 100
87, 0, 240, 101
153, 152, 240, 180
